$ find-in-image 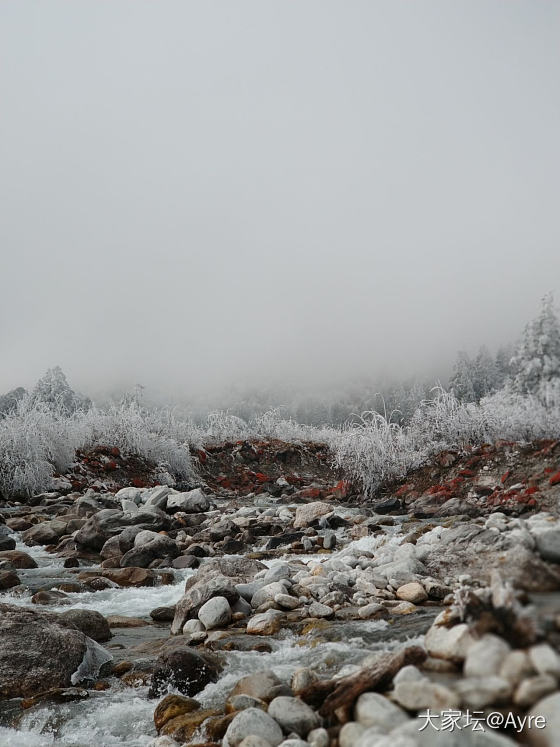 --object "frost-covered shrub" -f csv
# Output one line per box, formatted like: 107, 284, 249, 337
0, 395, 86, 496
80, 402, 194, 480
